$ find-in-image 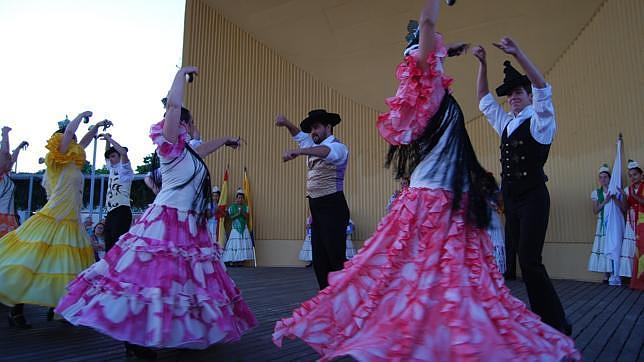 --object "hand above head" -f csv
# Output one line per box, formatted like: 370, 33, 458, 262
282, 149, 300, 162
472, 45, 486, 64
76, 111, 93, 121
1, 126, 11, 134
446, 42, 469, 57
96, 119, 113, 129
275, 114, 290, 127
492, 37, 521, 56
180, 66, 199, 82
19, 141, 28, 149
